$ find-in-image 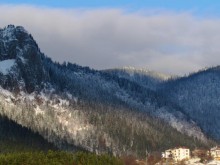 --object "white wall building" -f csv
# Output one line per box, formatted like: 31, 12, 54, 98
163, 147, 190, 161
162, 149, 173, 159
210, 146, 220, 159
